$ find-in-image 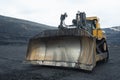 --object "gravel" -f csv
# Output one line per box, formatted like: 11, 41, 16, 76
0, 45, 120, 80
